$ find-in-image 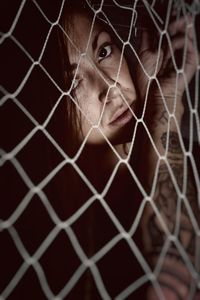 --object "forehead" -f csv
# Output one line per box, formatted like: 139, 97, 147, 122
66, 12, 102, 60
